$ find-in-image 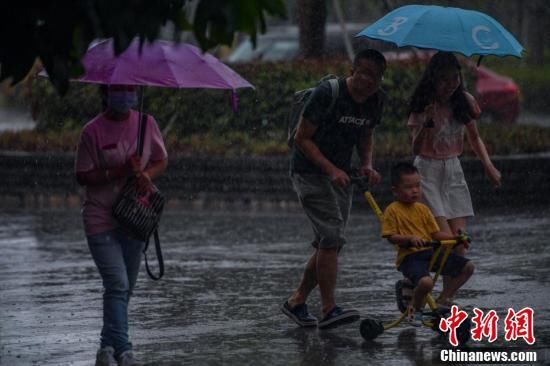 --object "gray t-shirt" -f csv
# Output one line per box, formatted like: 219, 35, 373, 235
290, 78, 384, 175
